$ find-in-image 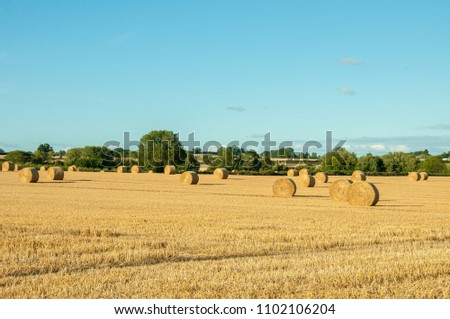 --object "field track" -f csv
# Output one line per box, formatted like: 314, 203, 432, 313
1, 172, 449, 298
